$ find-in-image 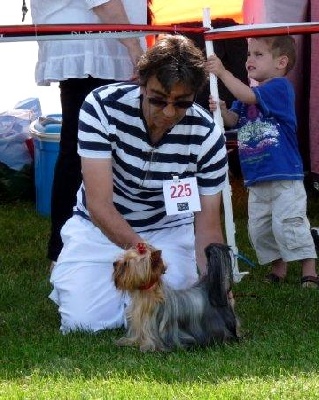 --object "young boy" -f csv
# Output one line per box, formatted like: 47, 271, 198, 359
206, 35, 318, 287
